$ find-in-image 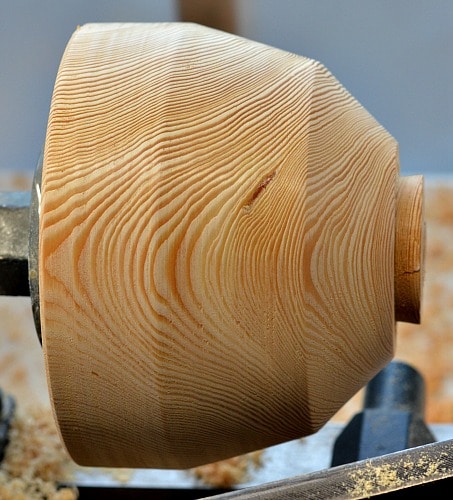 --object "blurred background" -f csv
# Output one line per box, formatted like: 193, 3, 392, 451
0, 0, 452, 177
